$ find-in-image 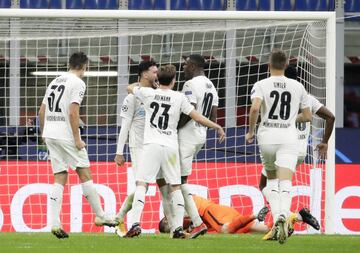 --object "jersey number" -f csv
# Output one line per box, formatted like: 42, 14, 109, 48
150, 102, 171, 130
47, 85, 65, 112
202, 92, 213, 118
268, 90, 291, 120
